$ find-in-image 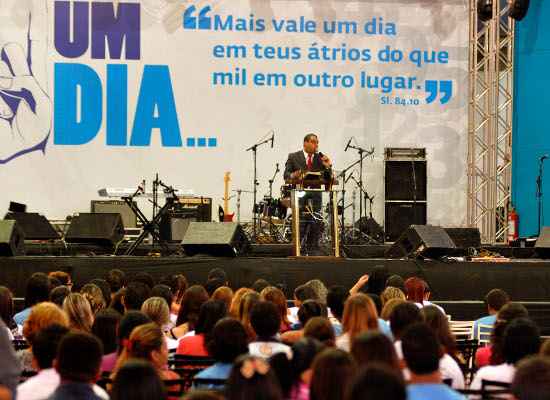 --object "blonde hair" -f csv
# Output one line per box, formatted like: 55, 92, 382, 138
141, 297, 170, 327
342, 294, 378, 343
229, 288, 254, 318
63, 293, 94, 332
238, 292, 260, 340
380, 287, 406, 306
81, 283, 106, 315
380, 298, 406, 321
23, 302, 69, 344
212, 286, 234, 310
